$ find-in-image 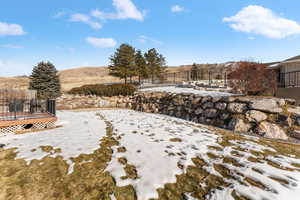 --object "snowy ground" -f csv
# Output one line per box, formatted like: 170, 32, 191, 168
0, 111, 106, 173
99, 110, 300, 200
0, 110, 300, 200
140, 86, 235, 97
